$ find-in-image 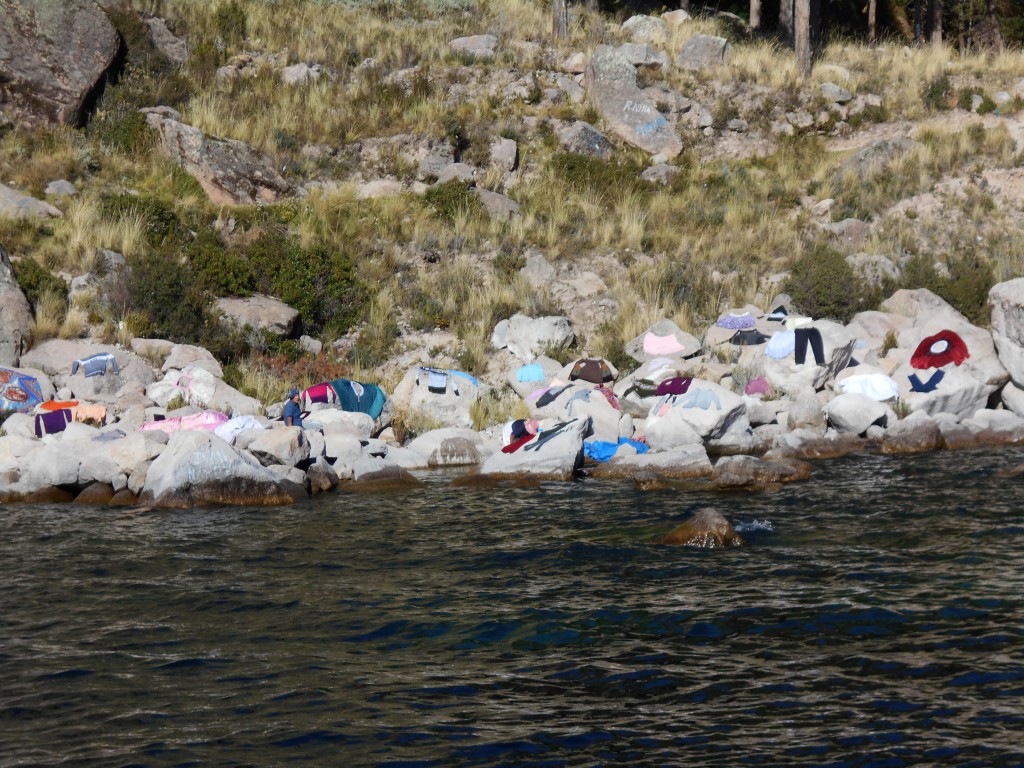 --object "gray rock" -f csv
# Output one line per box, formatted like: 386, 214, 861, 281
822, 218, 870, 248
676, 35, 732, 71
162, 344, 222, 378
825, 393, 893, 434
881, 414, 942, 454
588, 46, 682, 159
489, 137, 518, 171
624, 319, 700, 362
615, 43, 670, 72
591, 444, 712, 479
640, 163, 680, 185
418, 143, 455, 181
663, 10, 692, 27
835, 138, 917, 184
247, 426, 311, 467
306, 455, 338, 493
520, 250, 556, 286
406, 428, 495, 467
479, 416, 591, 479
44, 179, 77, 197
0, 245, 33, 366
622, 15, 669, 44
390, 366, 482, 429
0, 183, 63, 220
475, 188, 520, 221
727, 118, 748, 132
216, 294, 300, 337
557, 121, 614, 159
281, 63, 322, 86
496, 314, 574, 360
989, 278, 1024, 388
787, 388, 826, 432
145, 17, 188, 65
0, 0, 121, 127
436, 163, 475, 184
847, 252, 898, 286
449, 34, 497, 60
140, 431, 305, 507
299, 335, 322, 355
143, 111, 293, 206
821, 82, 853, 104
555, 74, 585, 104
